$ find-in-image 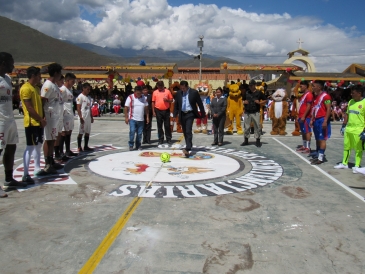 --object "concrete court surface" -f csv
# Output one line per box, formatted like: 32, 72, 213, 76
1, 114, 365, 274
